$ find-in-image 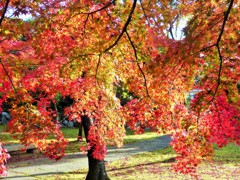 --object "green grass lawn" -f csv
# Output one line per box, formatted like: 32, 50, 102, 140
52, 144, 240, 180
0, 125, 84, 145
64, 128, 161, 154
2, 124, 240, 179
105, 144, 240, 180
0, 125, 159, 142
0, 125, 19, 143
0, 124, 161, 153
